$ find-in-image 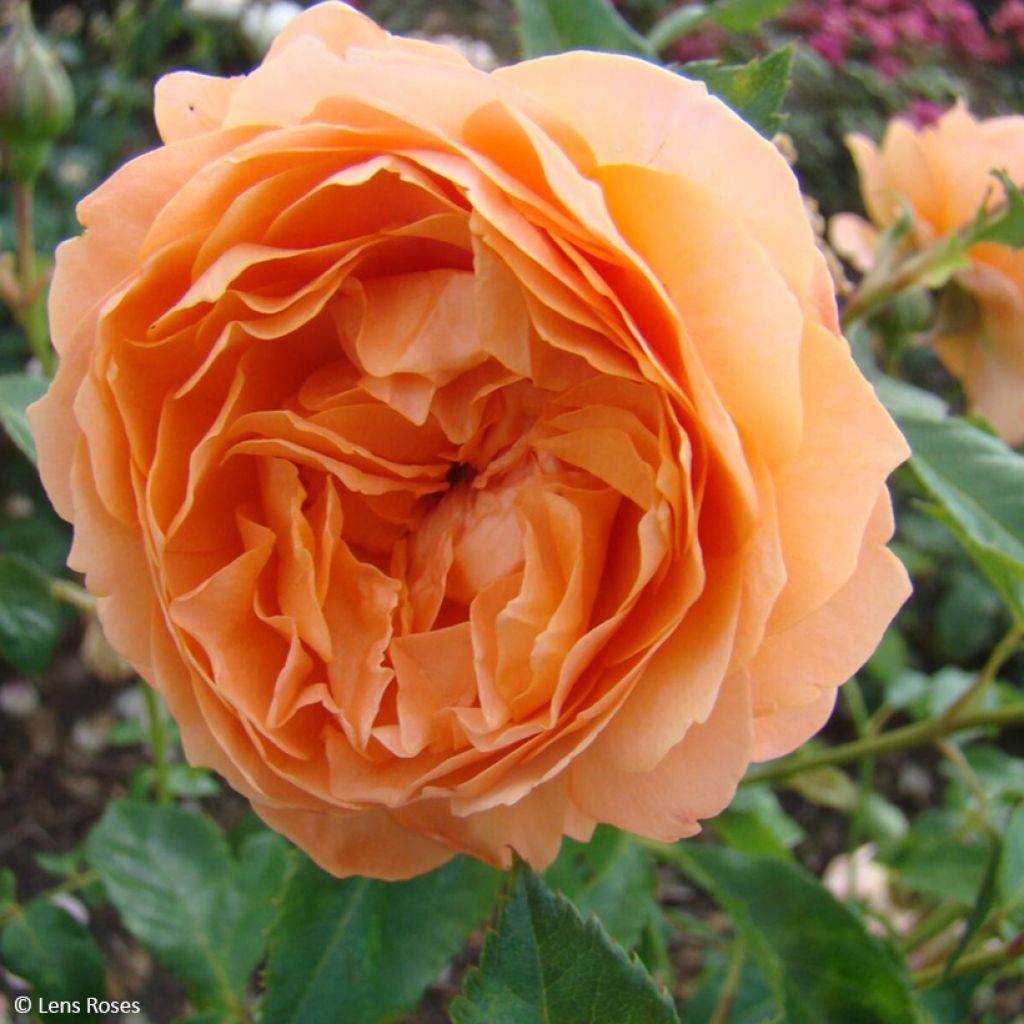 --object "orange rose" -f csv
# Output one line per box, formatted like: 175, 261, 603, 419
30, 2, 909, 879
835, 103, 1024, 443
